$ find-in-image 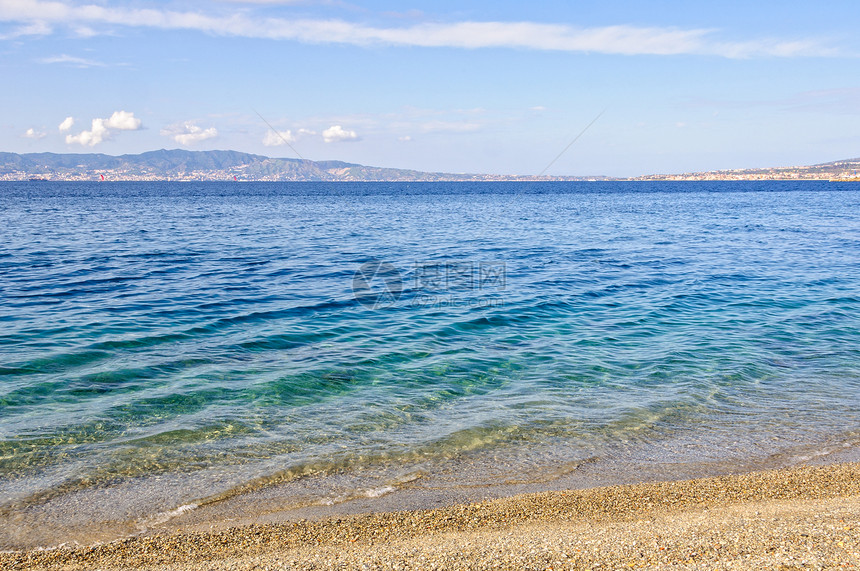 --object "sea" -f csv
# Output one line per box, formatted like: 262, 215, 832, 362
1, 180, 859, 549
